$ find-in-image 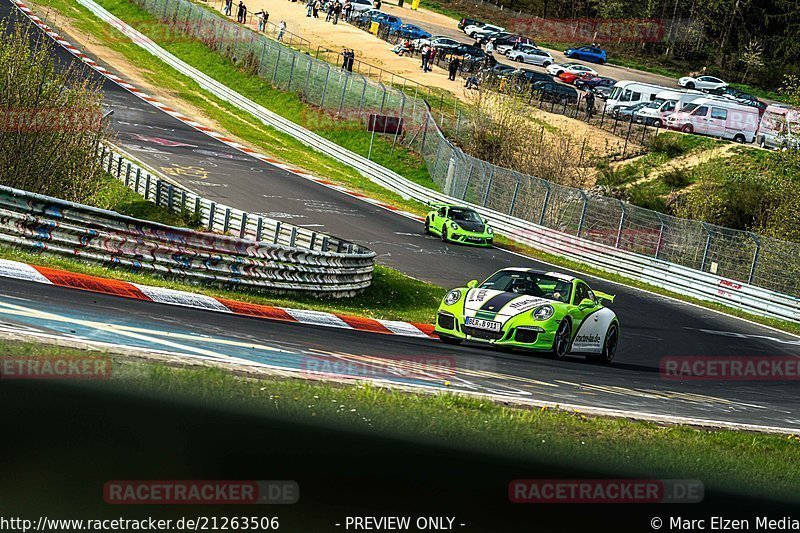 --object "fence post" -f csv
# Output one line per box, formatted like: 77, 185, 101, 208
155, 180, 162, 206
273, 221, 282, 244
223, 208, 231, 233
508, 177, 521, 216
134, 168, 141, 194
272, 46, 282, 83
338, 72, 348, 115
289, 227, 297, 247
615, 201, 626, 248
124, 163, 131, 187
239, 212, 248, 239
303, 59, 313, 98
420, 111, 430, 152
576, 191, 588, 238
167, 185, 174, 210
357, 77, 368, 118
255, 217, 263, 242
144, 174, 151, 200
287, 53, 297, 90
392, 92, 405, 153
539, 181, 551, 226
699, 223, 713, 272
320, 65, 331, 107
654, 212, 666, 259
748, 232, 761, 284
482, 169, 495, 207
